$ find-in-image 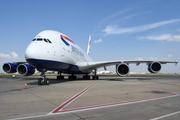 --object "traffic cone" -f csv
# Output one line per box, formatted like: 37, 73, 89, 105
20, 78, 22, 81
123, 79, 125, 82
25, 83, 27, 89
157, 78, 159, 80
3, 78, 5, 80
177, 77, 178, 79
